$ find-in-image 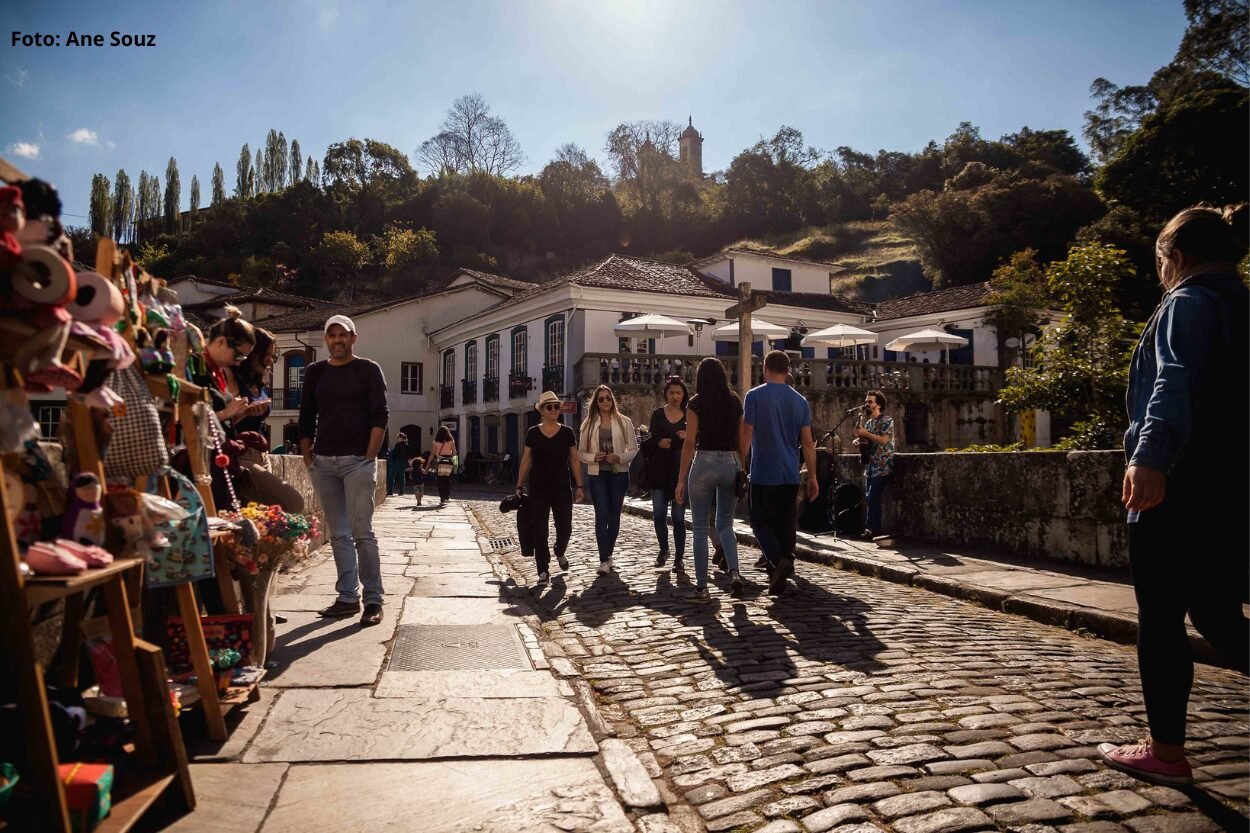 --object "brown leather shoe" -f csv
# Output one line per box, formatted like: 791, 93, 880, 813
360, 603, 383, 627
